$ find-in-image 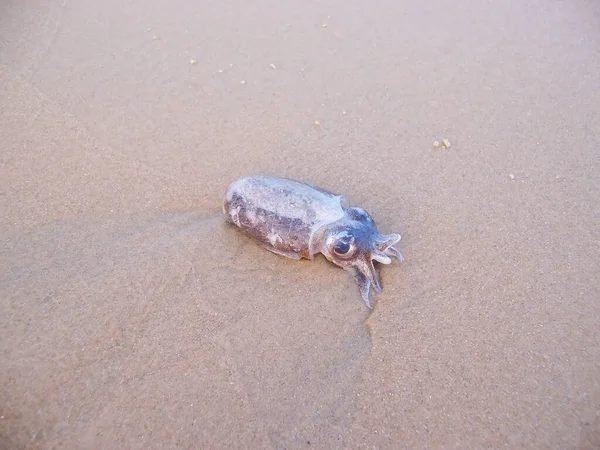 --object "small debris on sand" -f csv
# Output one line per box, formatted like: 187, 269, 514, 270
442, 138, 451, 148
433, 141, 441, 148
